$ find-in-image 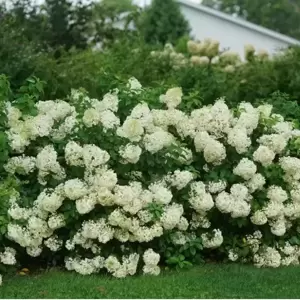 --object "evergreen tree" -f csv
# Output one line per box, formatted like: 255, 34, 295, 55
44, 0, 92, 51
140, 0, 190, 45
